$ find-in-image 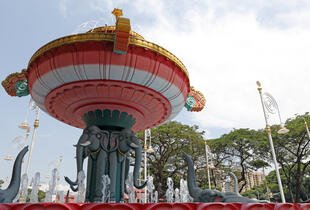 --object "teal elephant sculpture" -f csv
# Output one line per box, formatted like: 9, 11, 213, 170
0, 146, 28, 203
65, 126, 146, 202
